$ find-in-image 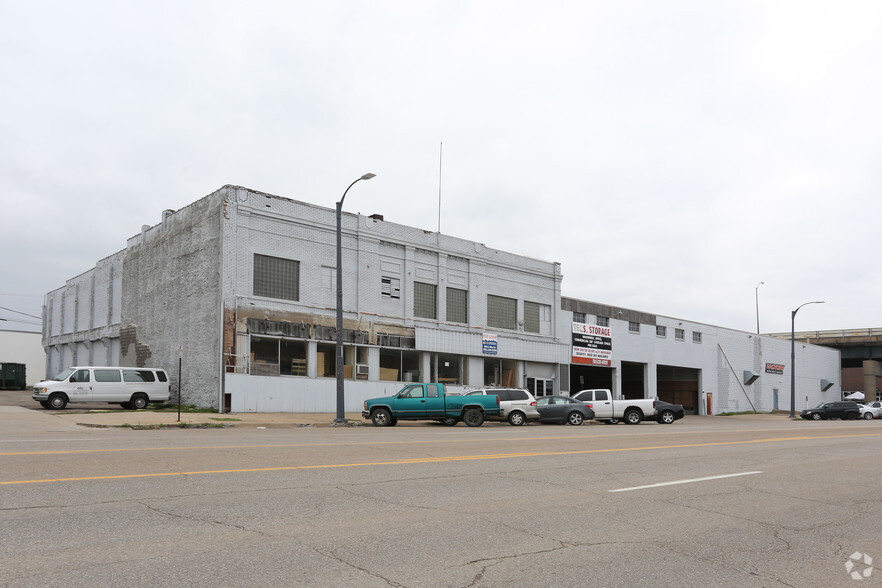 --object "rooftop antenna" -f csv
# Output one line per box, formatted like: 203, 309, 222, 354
438, 141, 443, 233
